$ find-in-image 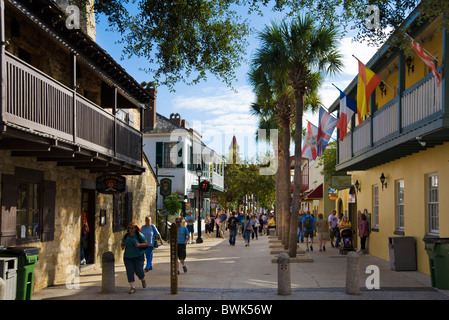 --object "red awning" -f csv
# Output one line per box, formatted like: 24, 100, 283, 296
303, 183, 323, 201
